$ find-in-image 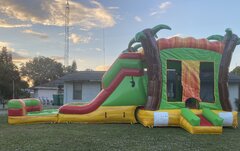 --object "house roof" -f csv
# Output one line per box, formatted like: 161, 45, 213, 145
59, 71, 105, 82
32, 78, 64, 89
32, 71, 105, 89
